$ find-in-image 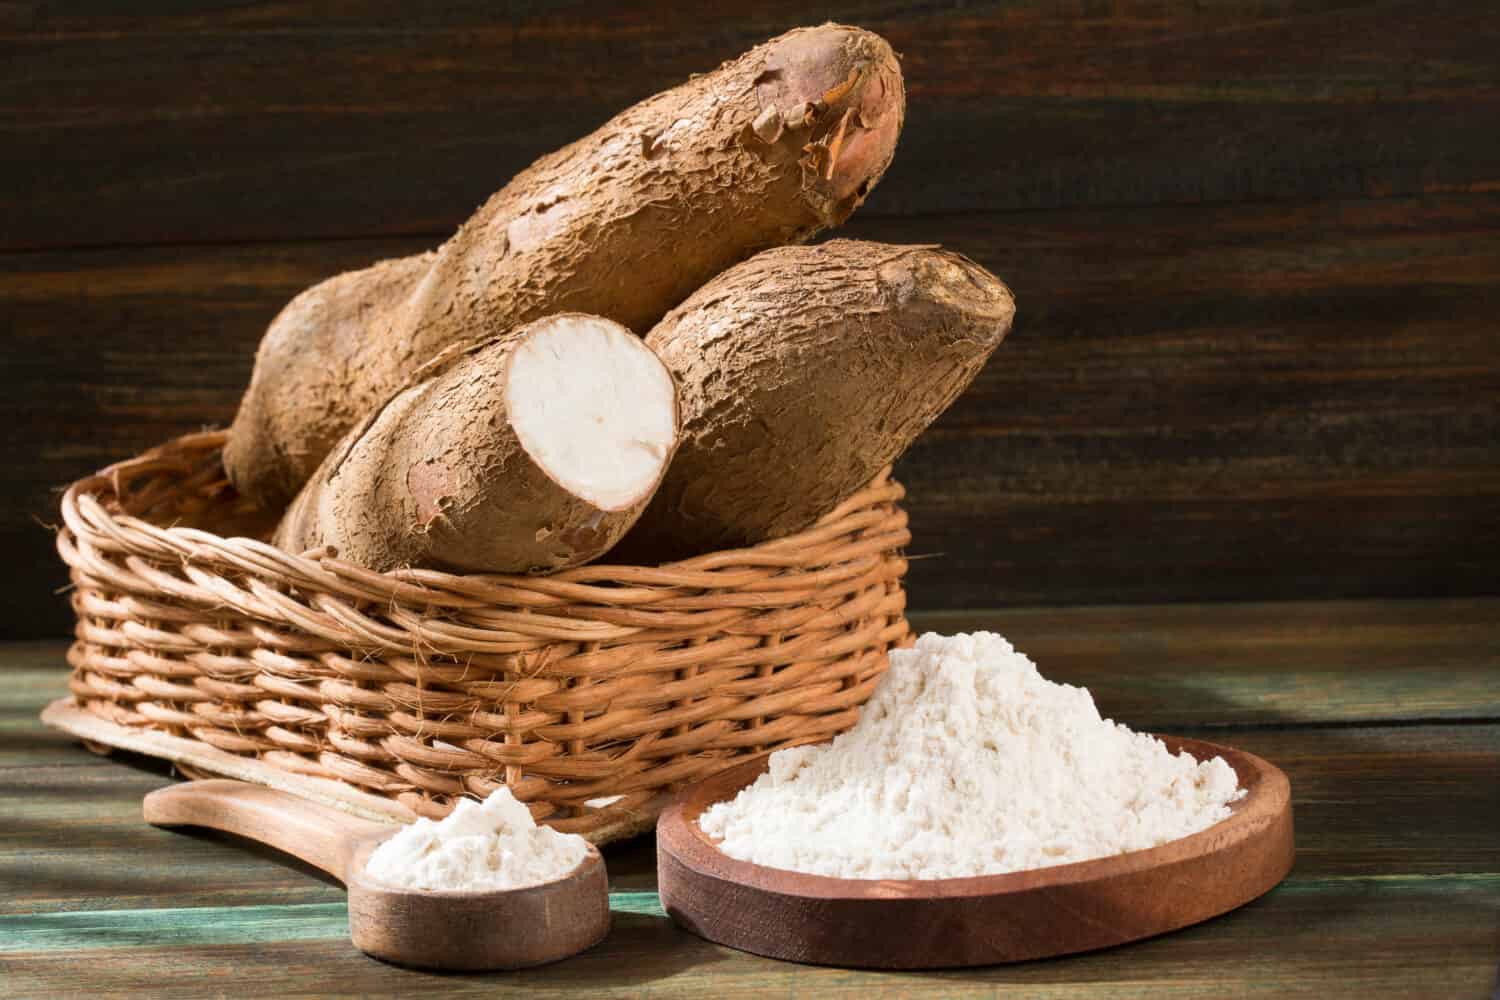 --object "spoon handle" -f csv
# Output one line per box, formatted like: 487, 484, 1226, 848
144, 779, 395, 880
